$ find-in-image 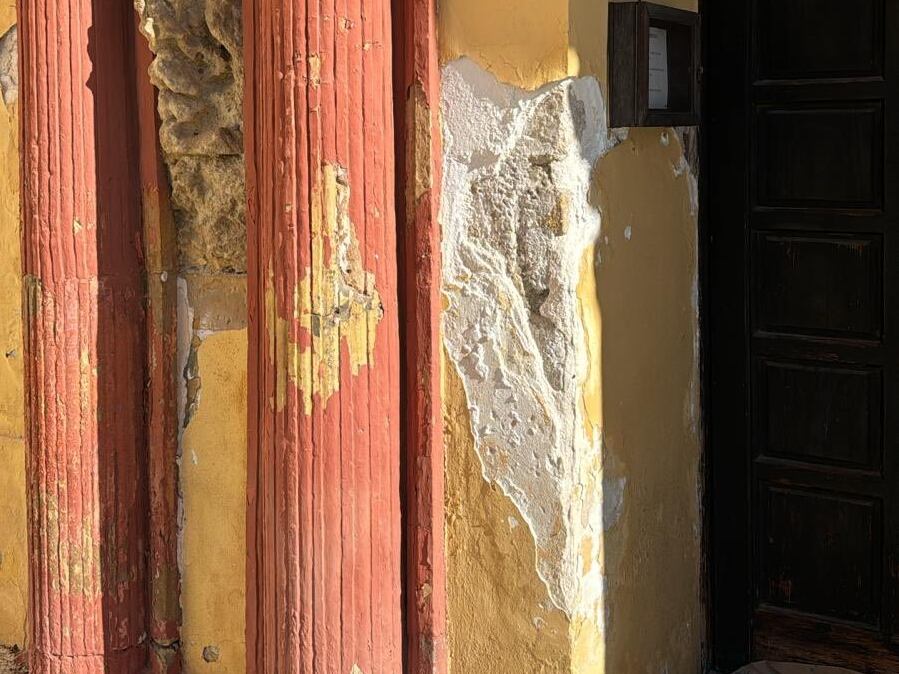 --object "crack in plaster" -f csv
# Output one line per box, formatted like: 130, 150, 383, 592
440, 58, 618, 618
